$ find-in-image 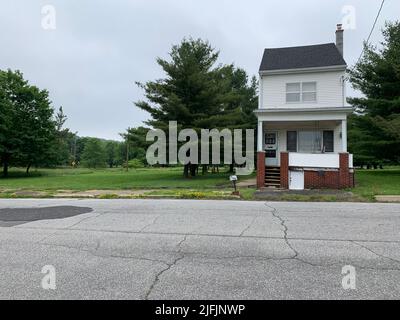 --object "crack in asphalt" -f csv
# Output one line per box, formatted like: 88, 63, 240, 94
144, 234, 188, 300
9, 203, 400, 274
17, 225, 400, 244
138, 214, 162, 233
67, 211, 110, 229
39, 241, 169, 266
352, 241, 400, 265
34, 211, 110, 245
38, 238, 400, 272
265, 202, 328, 268
264, 202, 400, 271
239, 214, 259, 237
265, 203, 298, 259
